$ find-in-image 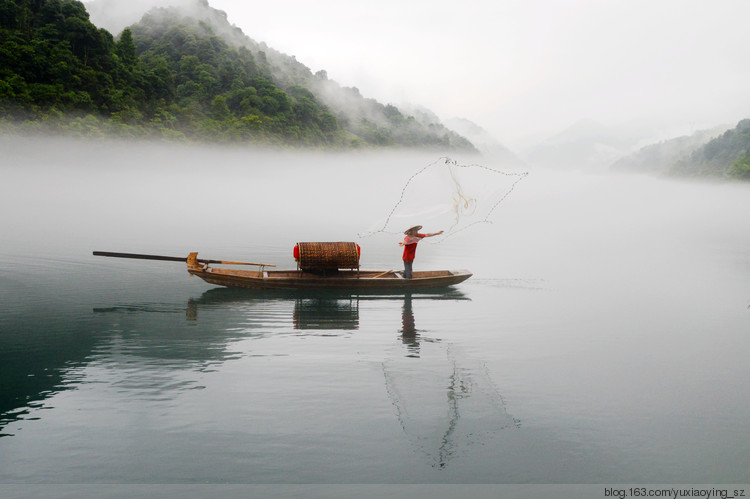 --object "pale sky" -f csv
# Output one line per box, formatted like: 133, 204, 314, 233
203, 0, 750, 146
89, 0, 750, 147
